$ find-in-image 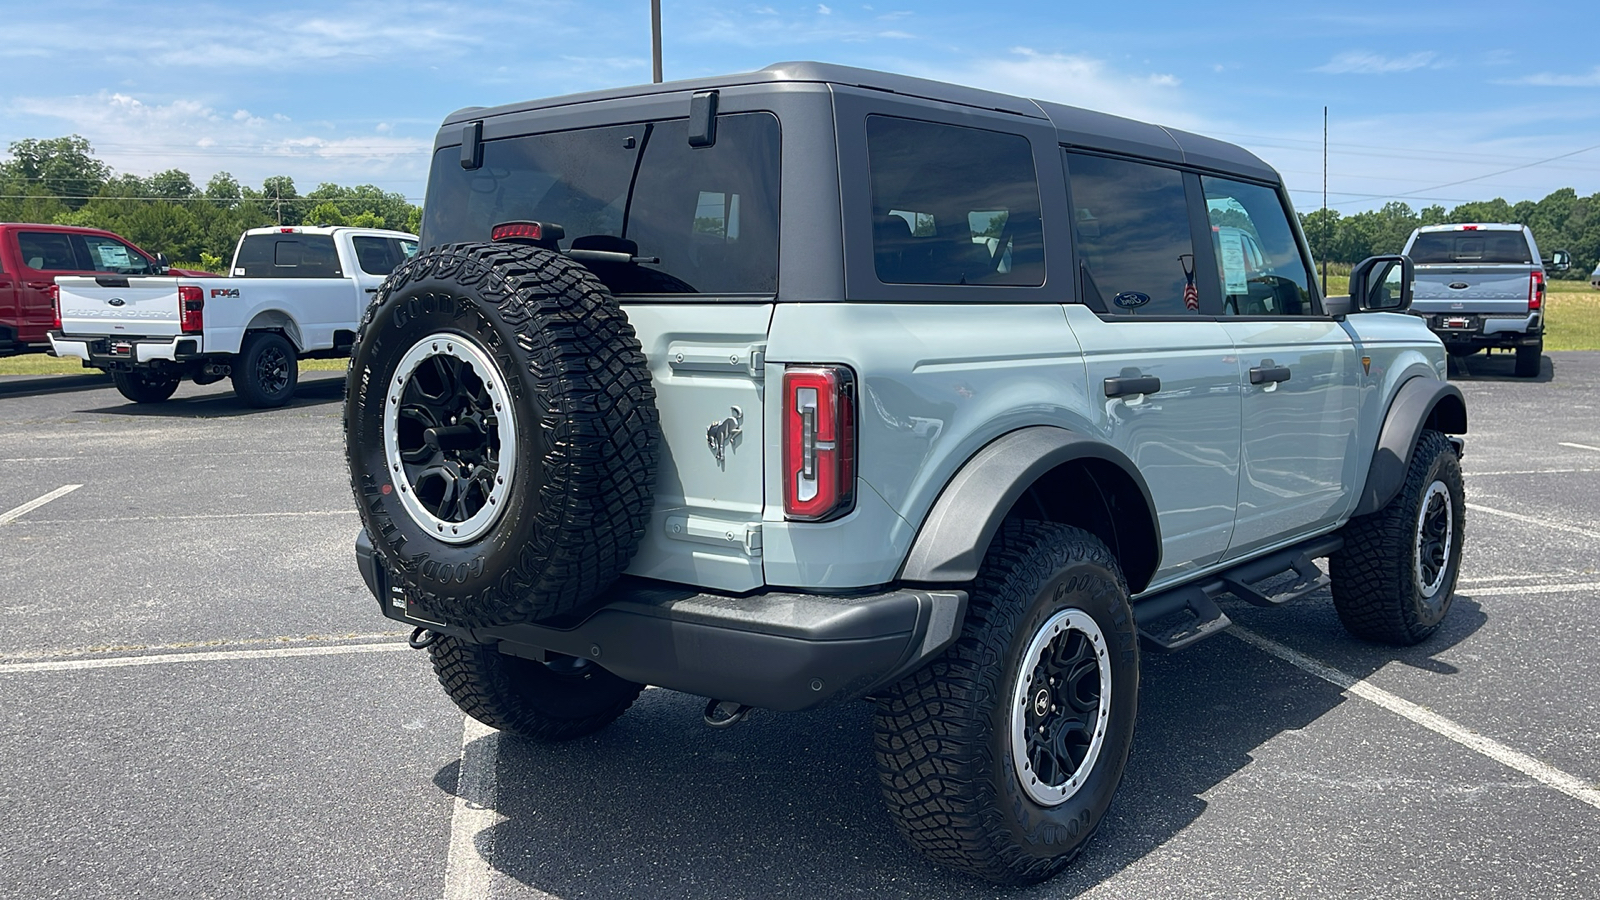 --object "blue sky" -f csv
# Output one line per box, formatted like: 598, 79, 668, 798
3, 0, 1598, 214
